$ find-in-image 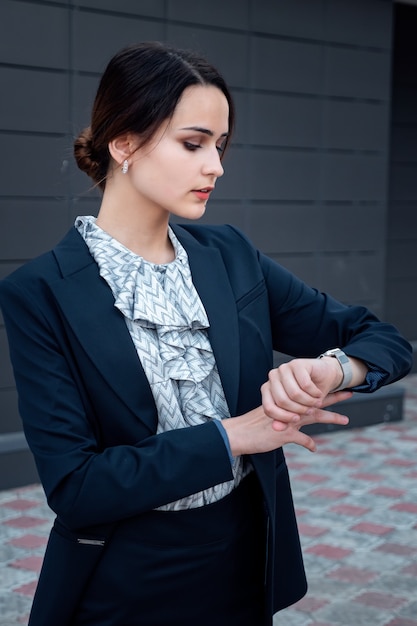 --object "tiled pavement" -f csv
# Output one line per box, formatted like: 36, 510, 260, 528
1, 375, 416, 626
